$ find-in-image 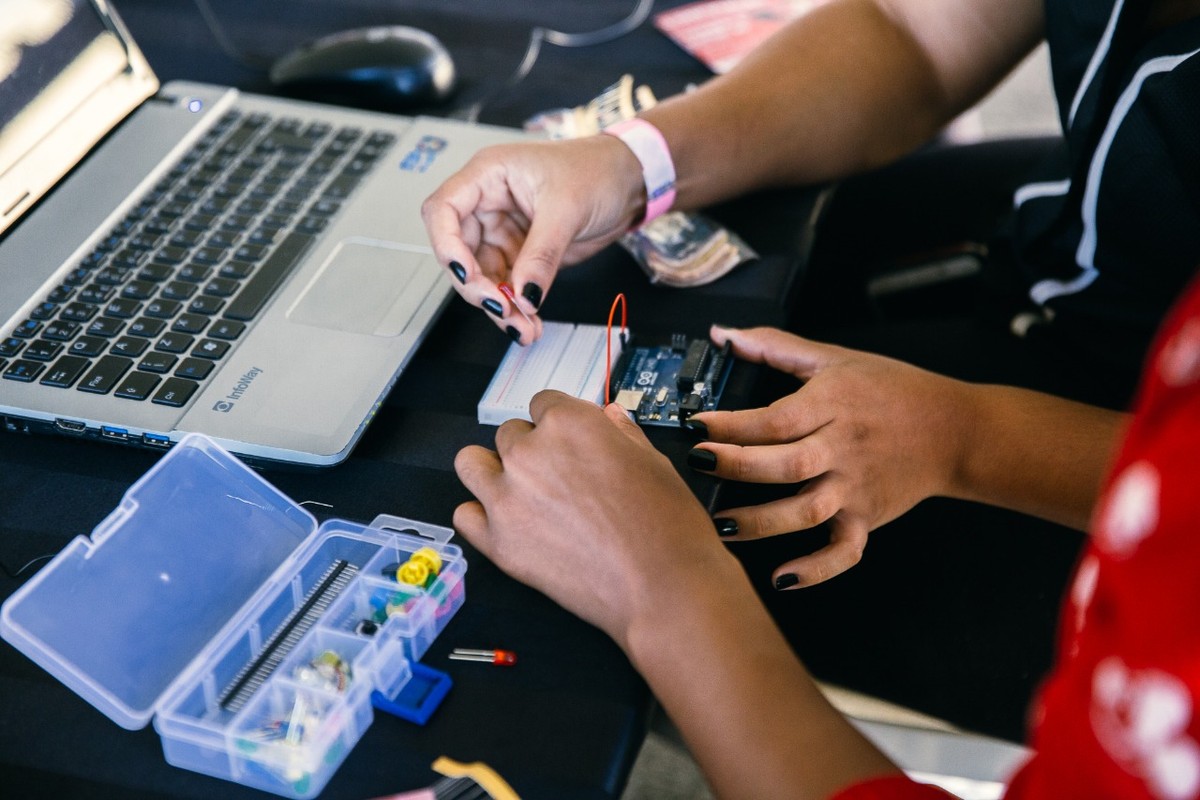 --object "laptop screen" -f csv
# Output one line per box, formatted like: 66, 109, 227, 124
0, 0, 157, 235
